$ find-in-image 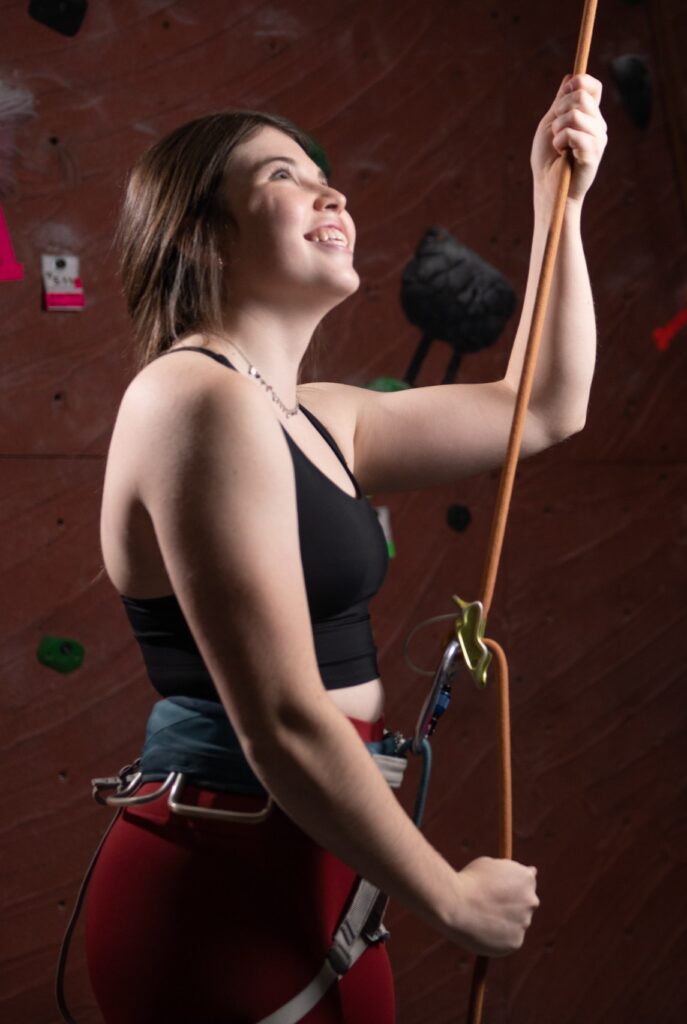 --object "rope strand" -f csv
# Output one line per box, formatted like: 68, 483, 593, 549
466, 3, 599, 1020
